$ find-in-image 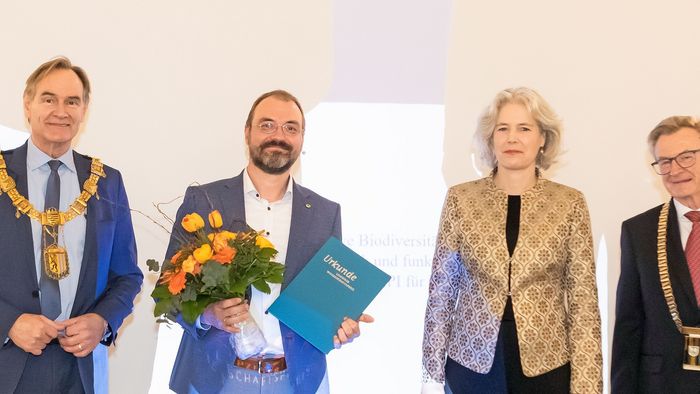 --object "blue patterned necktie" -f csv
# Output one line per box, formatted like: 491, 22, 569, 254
40, 160, 62, 319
